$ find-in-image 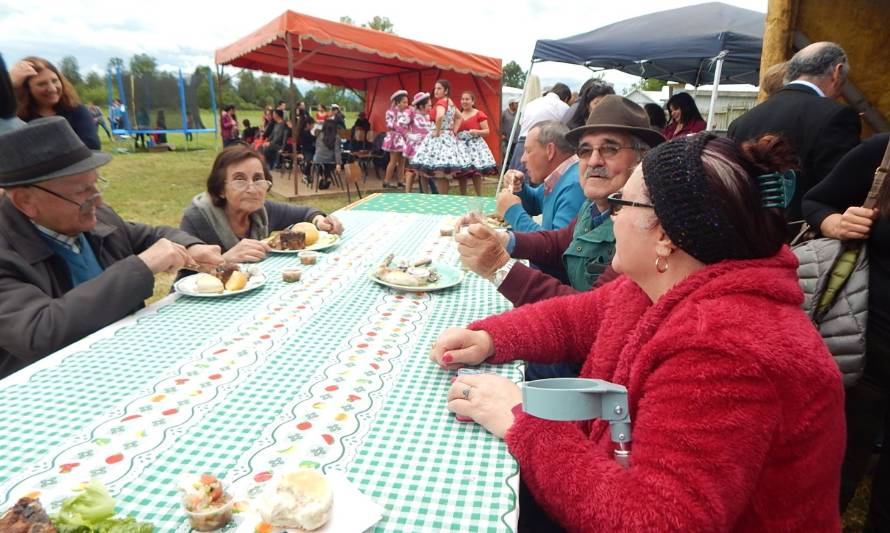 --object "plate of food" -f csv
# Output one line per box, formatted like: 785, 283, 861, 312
230, 470, 383, 533
175, 264, 265, 298
266, 223, 340, 253
369, 254, 464, 292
